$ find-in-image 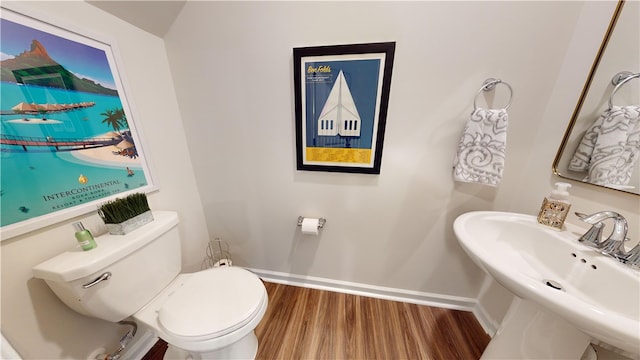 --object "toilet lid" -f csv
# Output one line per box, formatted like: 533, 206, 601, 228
158, 267, 266, 339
